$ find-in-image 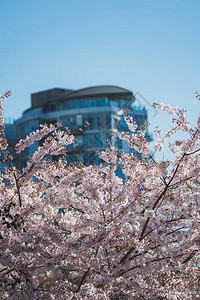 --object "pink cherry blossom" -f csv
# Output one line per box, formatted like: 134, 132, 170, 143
0, 92, 199, 299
